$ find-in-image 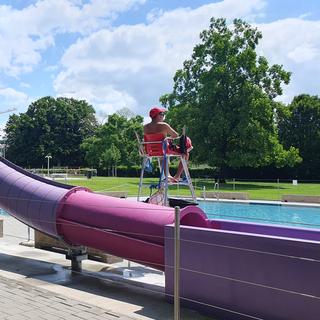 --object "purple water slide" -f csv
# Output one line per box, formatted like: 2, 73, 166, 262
2, 156, 320, 319
0, 156, 207, 270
